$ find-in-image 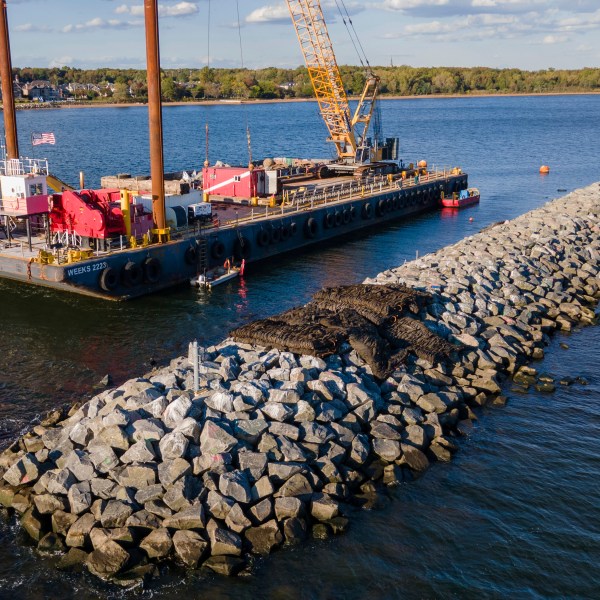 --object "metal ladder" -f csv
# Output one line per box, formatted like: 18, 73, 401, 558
196, 237, 208, 271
